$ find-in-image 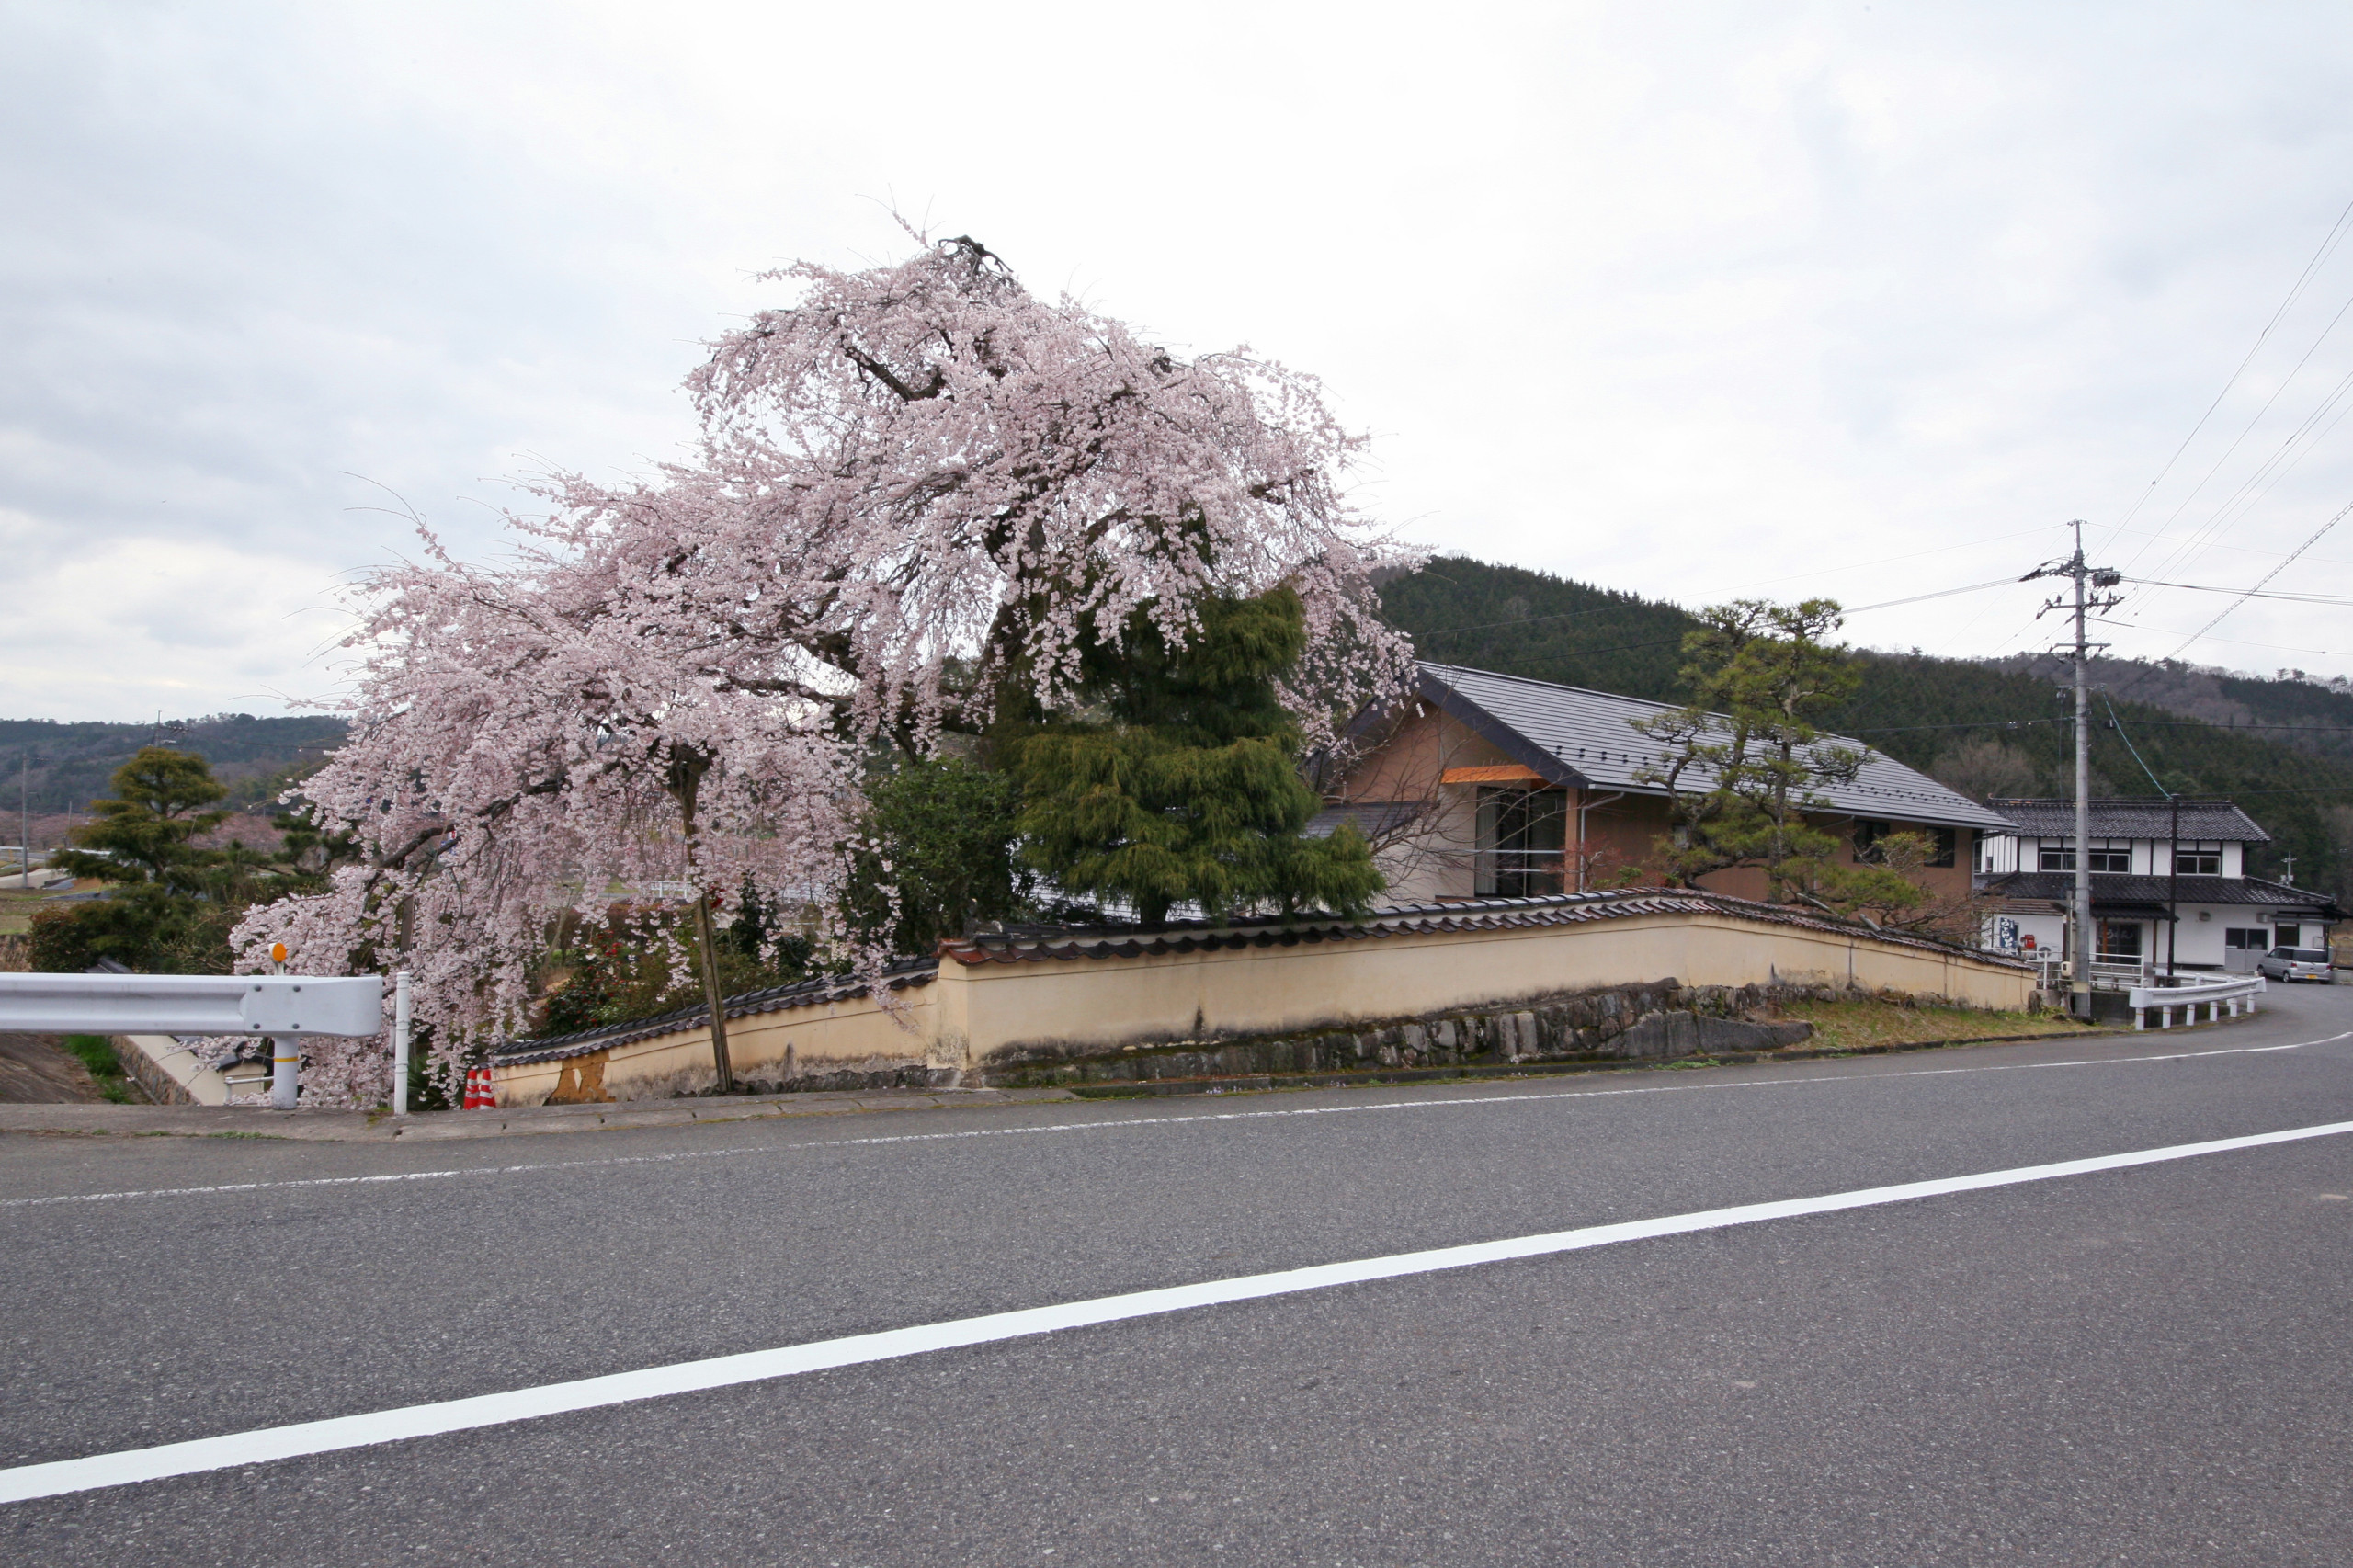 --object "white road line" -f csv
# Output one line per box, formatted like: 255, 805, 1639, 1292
5, 1029, 2348, 1211
6, 1114, 2351, 1506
